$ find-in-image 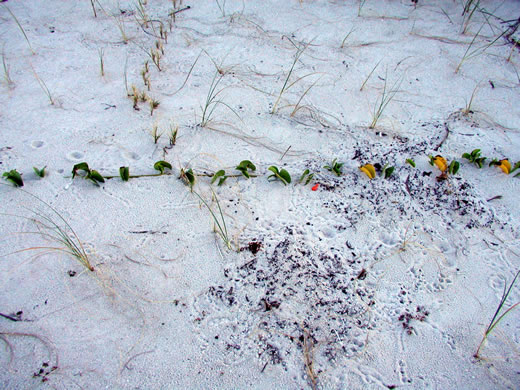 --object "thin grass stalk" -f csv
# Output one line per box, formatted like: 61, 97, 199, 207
2, 51, 14, 87
462, 82, 480, 114
215, 0, 226, 17
290, 75, 322, 117
358, 0, 368, 17
90, 0, 97, 17
462, 0, 481, 34
169, 50, 202, 95
340, 27, 355, 49
360, 59, 382, 91
99, 48, 105, 77
193, 190, 231, 249
30, 65, 54, 105
2, 5, 35, 54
